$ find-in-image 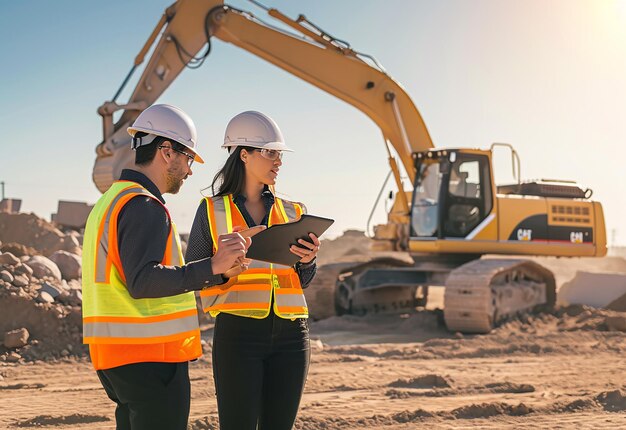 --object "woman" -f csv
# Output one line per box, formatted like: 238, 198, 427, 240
186, 111, 320, 430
